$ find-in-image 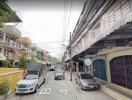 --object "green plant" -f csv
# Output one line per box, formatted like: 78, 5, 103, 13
2, 60, 11, 68
18, 54, 28, 68
0, 80, 9, 95
0, 0, 14, 27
